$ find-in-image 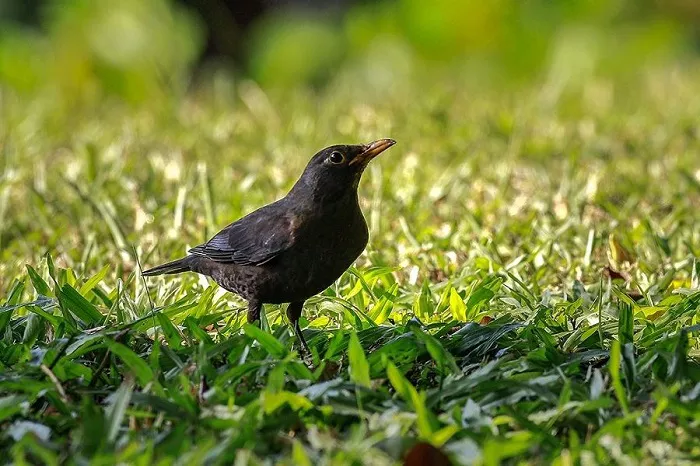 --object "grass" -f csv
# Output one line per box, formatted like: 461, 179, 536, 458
1, 63, 699, 465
